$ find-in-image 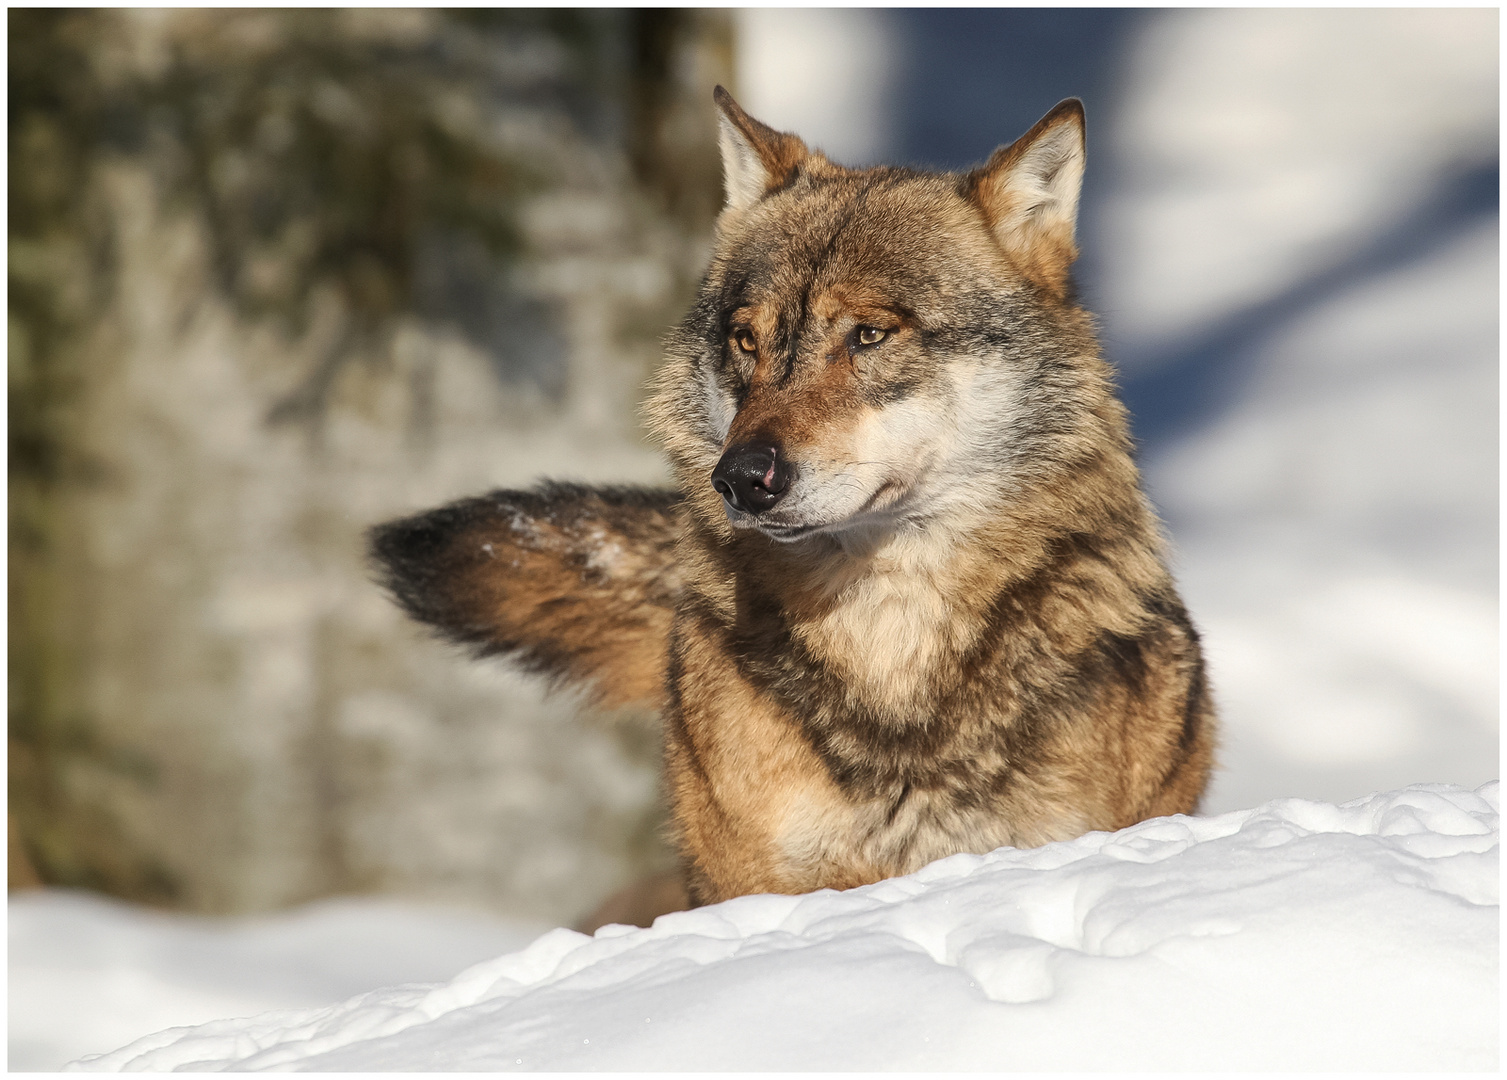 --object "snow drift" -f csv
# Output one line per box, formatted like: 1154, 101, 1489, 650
74, 781, 1498, 1072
